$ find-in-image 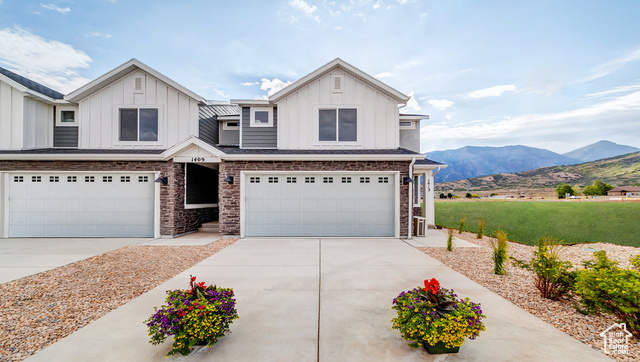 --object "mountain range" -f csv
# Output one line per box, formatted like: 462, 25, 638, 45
428, 140, 639, 183
435, 151, 640, 191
